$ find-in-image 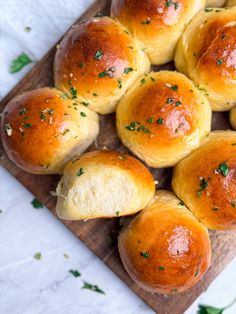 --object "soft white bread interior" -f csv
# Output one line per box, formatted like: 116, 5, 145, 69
175, 7, 236, 111
111, 0, 205, 65
118, 190, 211, 294
1, 87, 99, 174
116, 71, 211, 168
54, 17, 150, 115
56, 150, 155, 220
